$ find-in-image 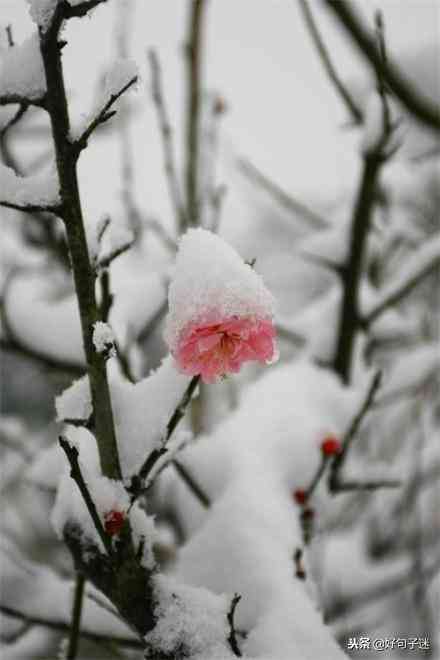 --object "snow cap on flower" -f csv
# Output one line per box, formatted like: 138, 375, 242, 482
165, 228, 277, 383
